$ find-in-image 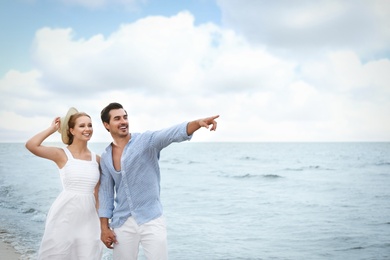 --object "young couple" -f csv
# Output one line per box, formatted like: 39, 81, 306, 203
26, 102, 219, 260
